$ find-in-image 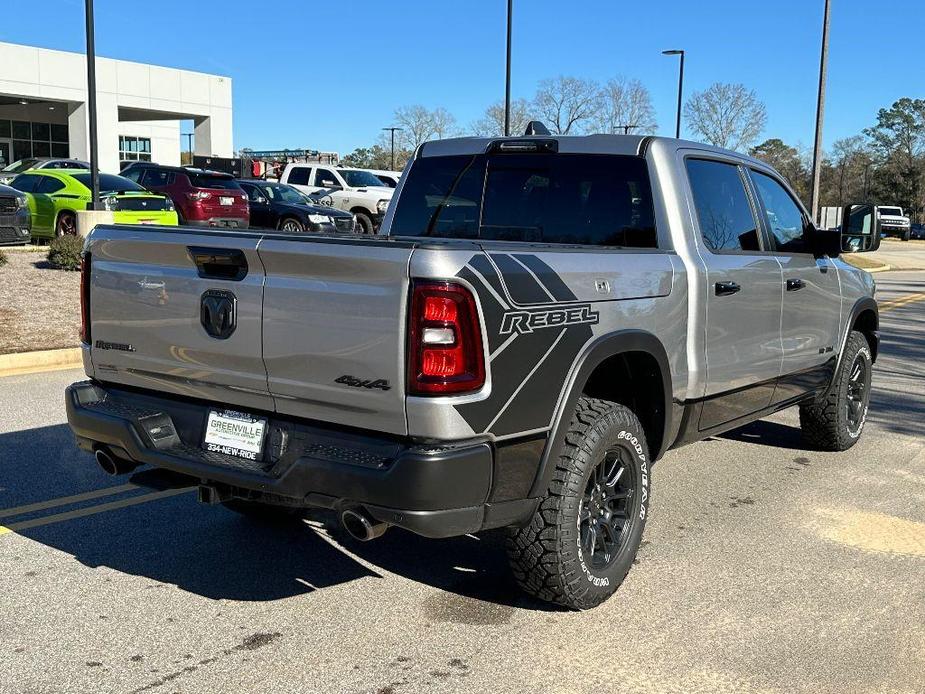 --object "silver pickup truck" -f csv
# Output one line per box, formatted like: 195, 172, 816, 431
66, 130, 881, 610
